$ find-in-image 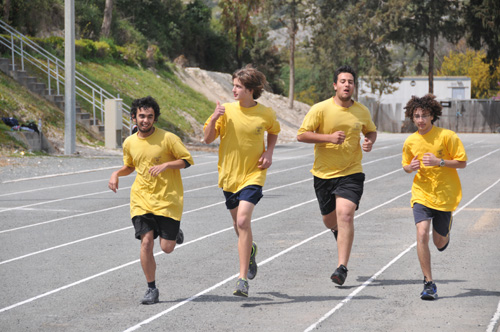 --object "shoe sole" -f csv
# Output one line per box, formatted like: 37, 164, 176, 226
421, 293, 438, 300
233, 290, 248, 297
141, 299, 159, 305
331, 275, 345, 286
